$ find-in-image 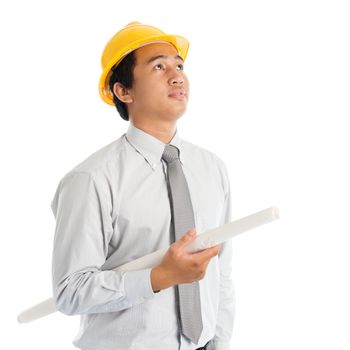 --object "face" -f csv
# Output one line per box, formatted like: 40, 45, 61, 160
118, 42, 190, 123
